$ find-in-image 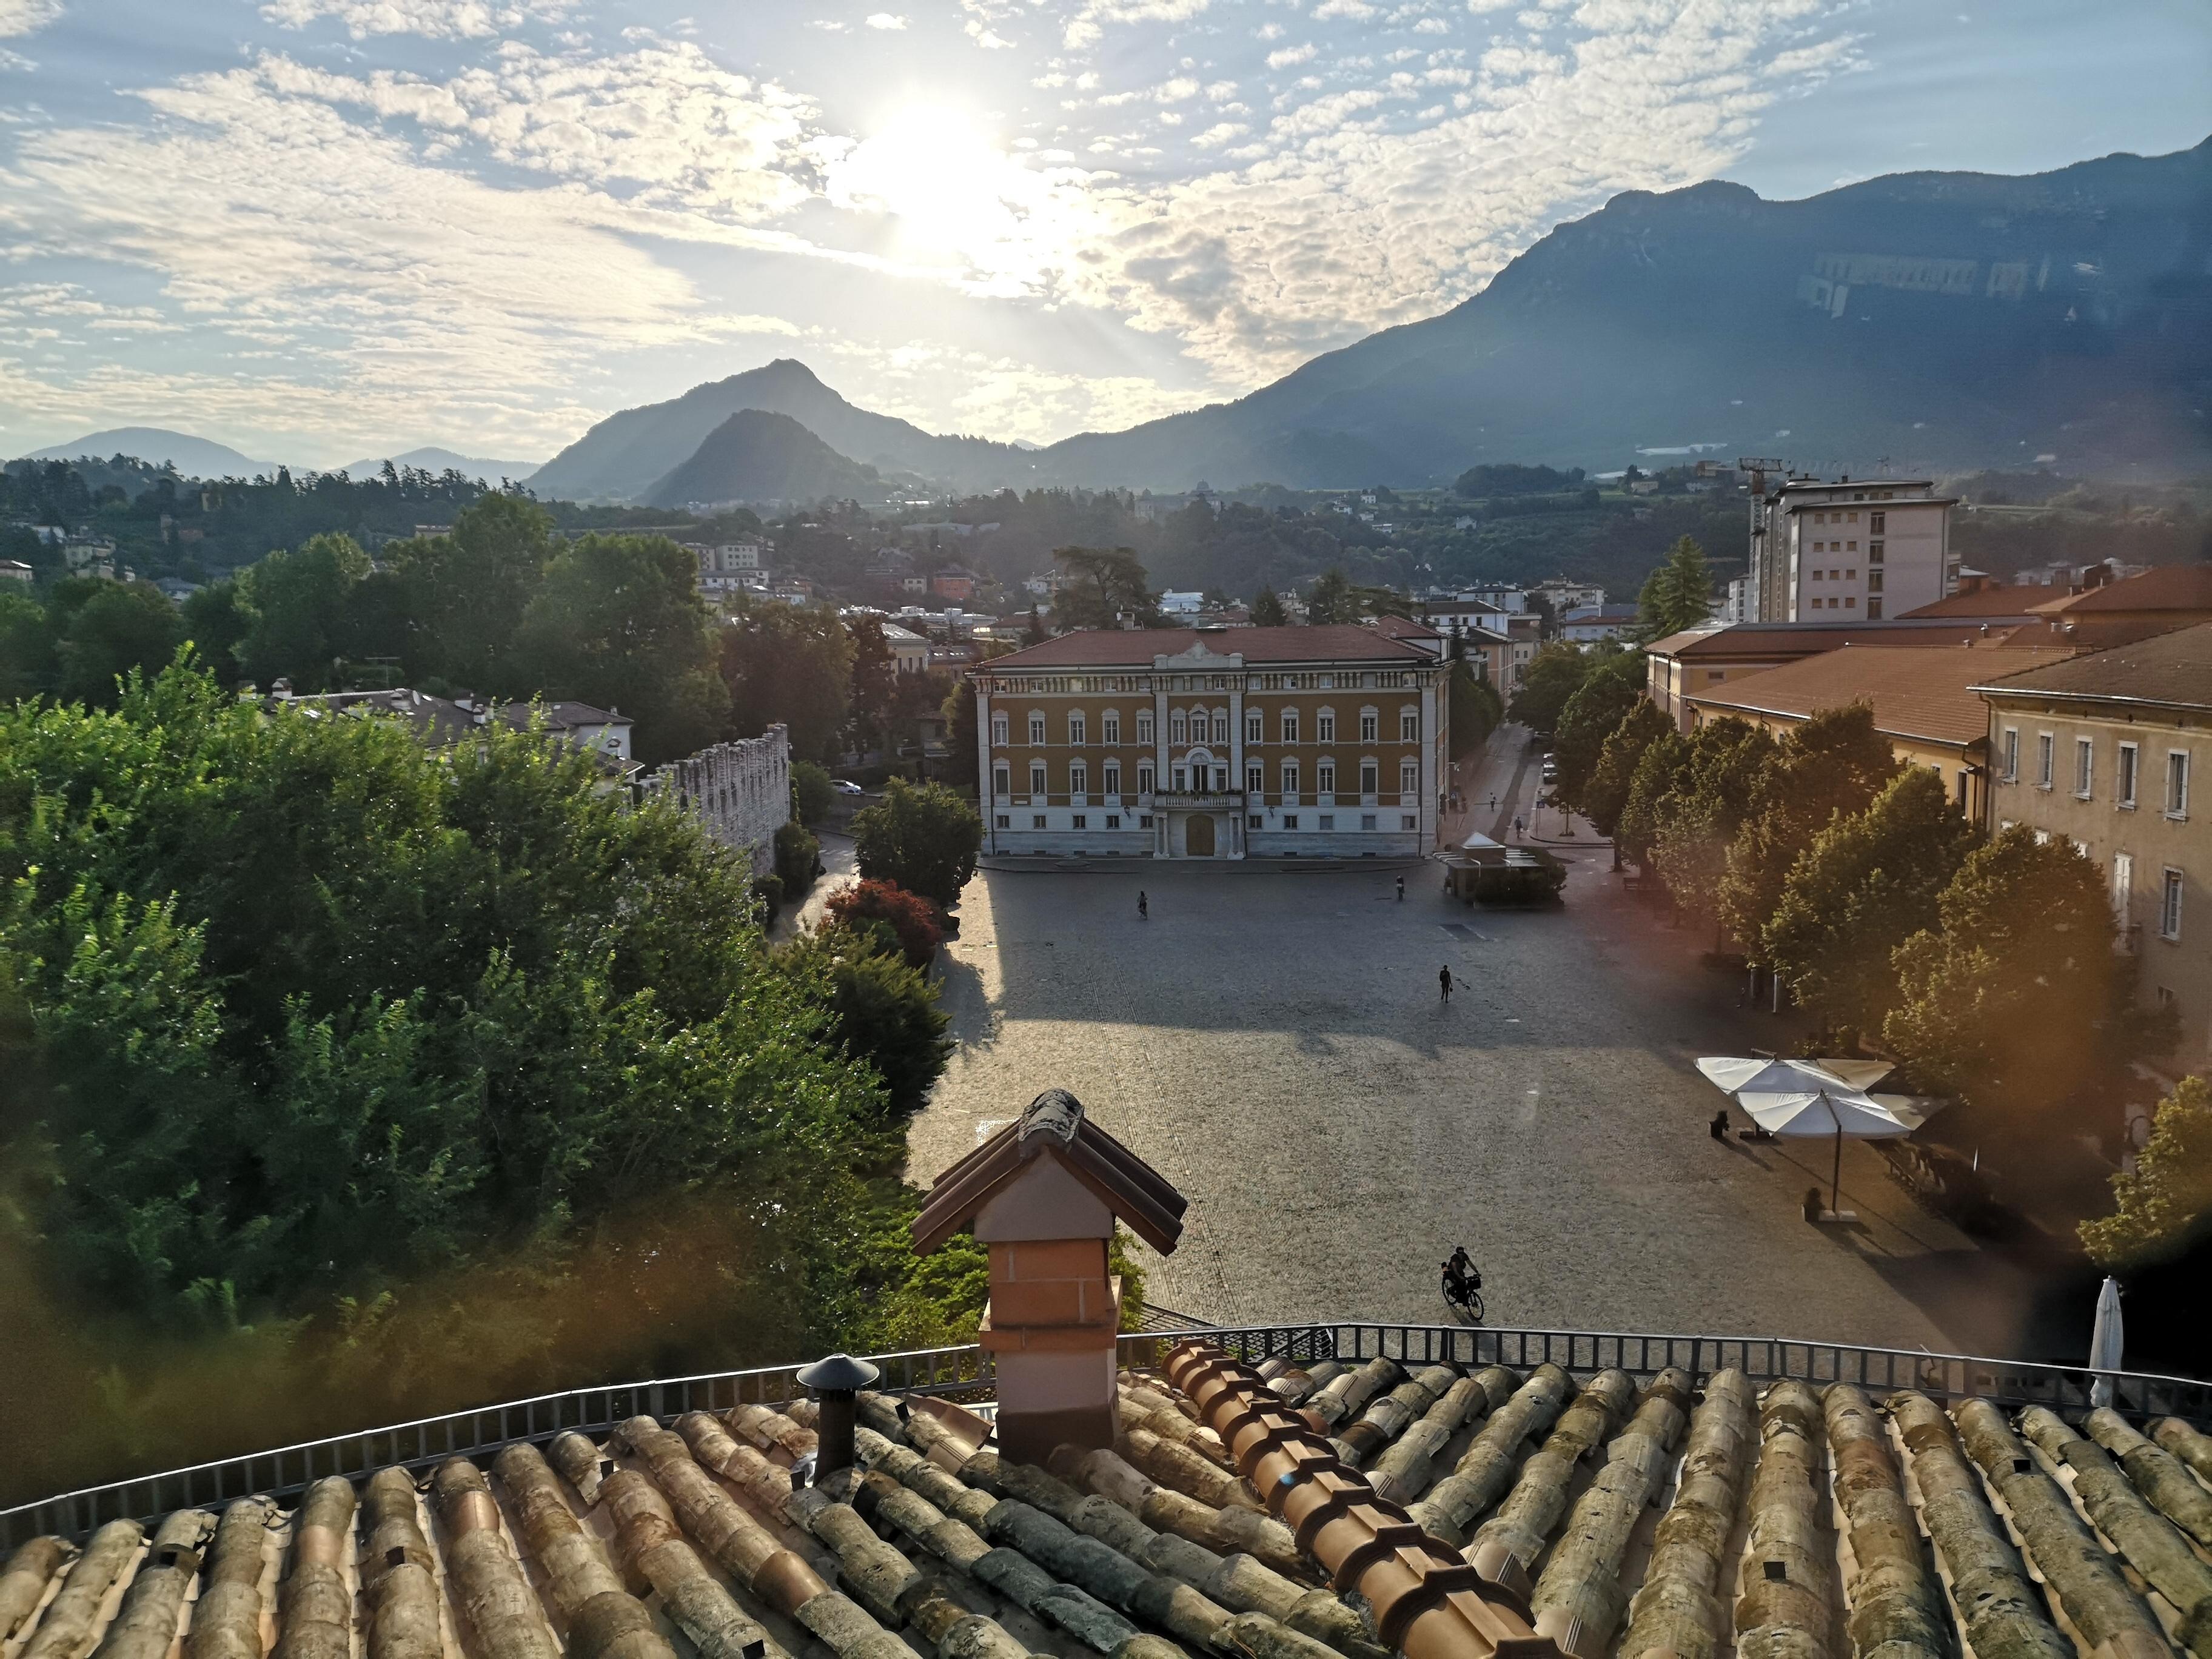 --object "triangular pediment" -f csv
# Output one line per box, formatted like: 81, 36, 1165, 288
1155, 640, 1245, 669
